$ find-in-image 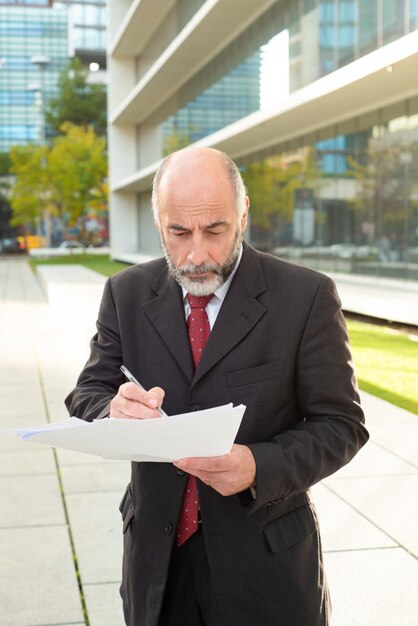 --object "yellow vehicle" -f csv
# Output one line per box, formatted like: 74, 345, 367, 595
16, 235, 46, 251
